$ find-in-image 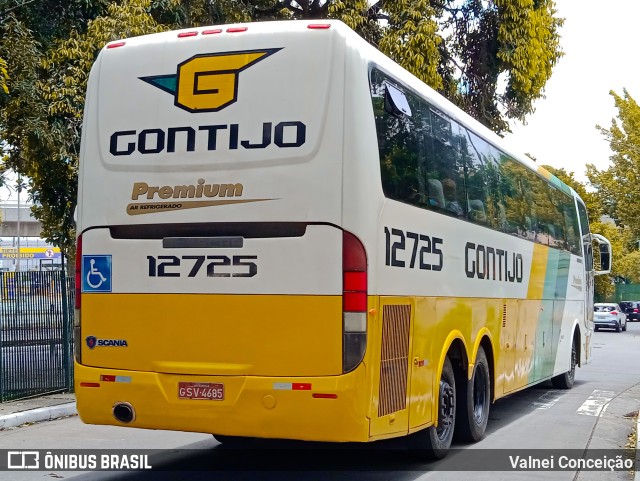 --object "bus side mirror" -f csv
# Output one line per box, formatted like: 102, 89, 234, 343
592, 233, 612, 275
